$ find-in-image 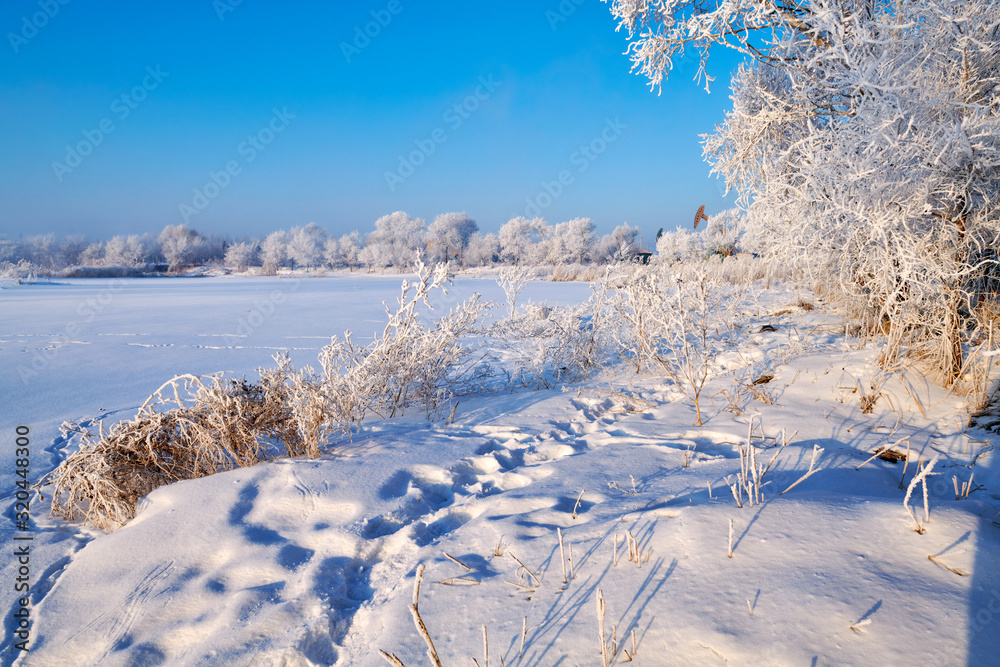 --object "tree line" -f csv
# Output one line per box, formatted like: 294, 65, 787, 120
0, 212, 653, 275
